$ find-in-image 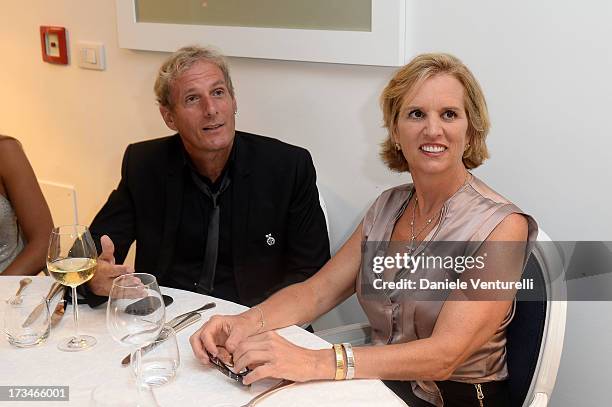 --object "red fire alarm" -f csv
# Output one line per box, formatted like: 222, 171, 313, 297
40, 26, 68, 65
